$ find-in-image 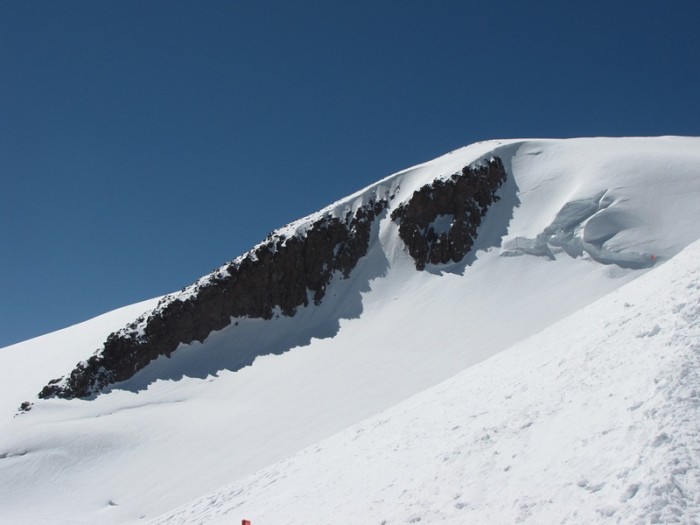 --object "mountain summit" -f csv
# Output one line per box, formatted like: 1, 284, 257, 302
2, 137, 700, 524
